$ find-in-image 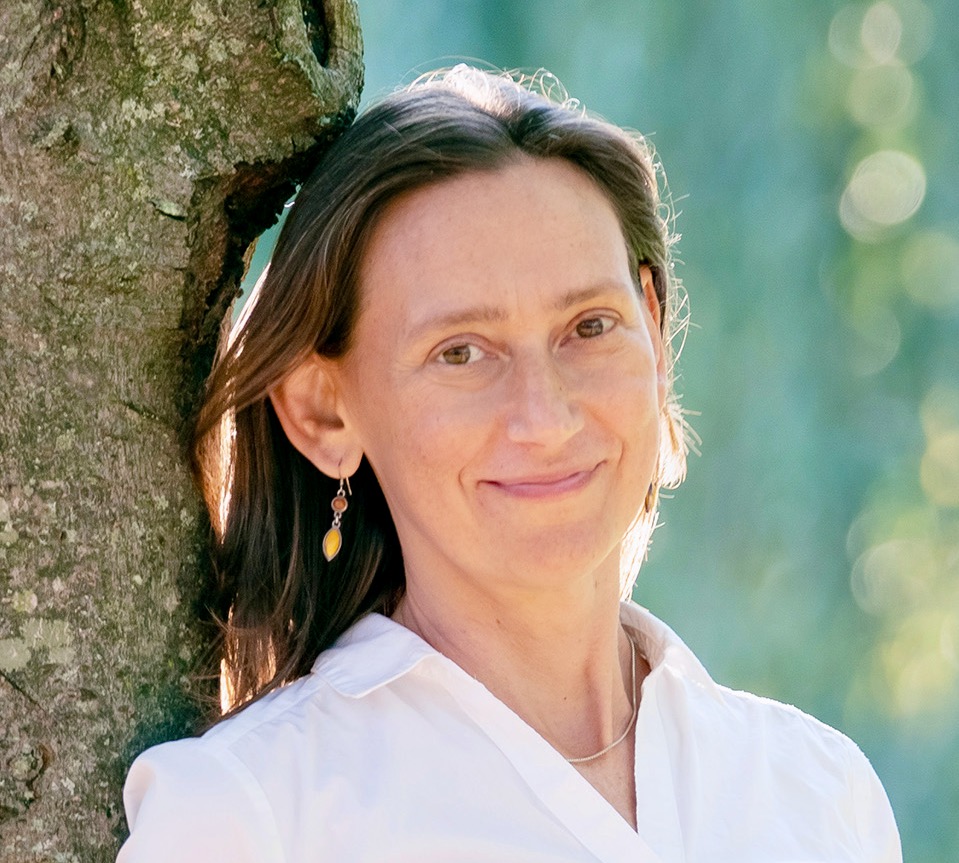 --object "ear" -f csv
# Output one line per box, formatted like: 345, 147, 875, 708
639, 264, 668, 403
269, 352, 364, 478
